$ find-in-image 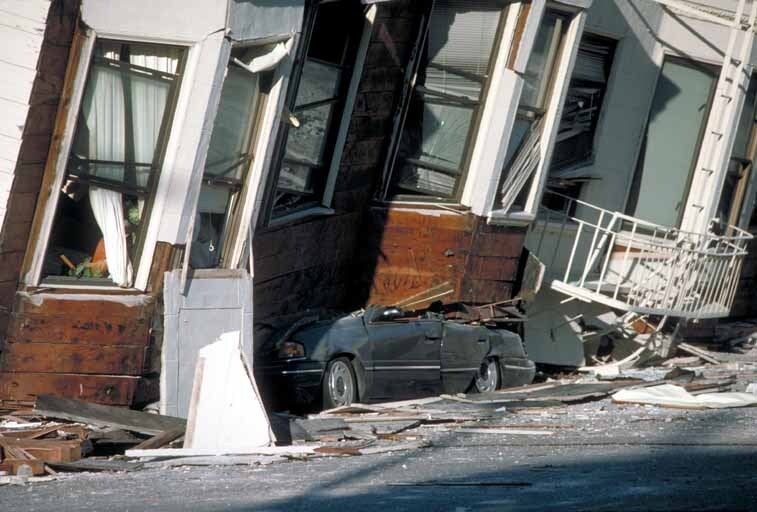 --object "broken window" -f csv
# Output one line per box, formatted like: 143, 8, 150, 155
43, 40, 184, 287
189, 47, 274, 269
546, 33, 616, 207
383, 0, 506, 201
626, 57, 718, 228
270, 0, 365, 217
496, 9, 571, 213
